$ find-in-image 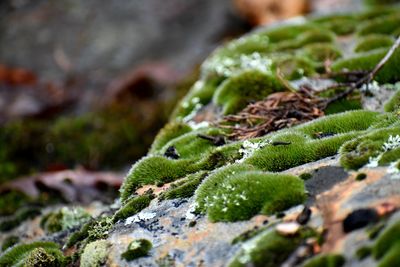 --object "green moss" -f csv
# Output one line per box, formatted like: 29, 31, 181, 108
65, 220, 96, 248
324, 97, 362, 115
121, 239, 152, 261
149, 122, 192, 154
331, 48, 400, 83
40, 207, 91, 234
87, 216, 113, 242
0, 190, 30, 216
300, 43, 342, 63
339, 127, 400, 170
356, 246, 372, 260
1, 236, 19, 251
303, 254, 345, 267
274, 56, 316, 80
354, 34, 394, 53
311, 14, 357, 35
159, 171, 208, 200
299, 172, 313, 180
372, 220, 400, 259
261, 24, 318, 43
113, 194, 154, 222
201, 171, 305, 222
377, 241, 400, 267
80, 240, 110, 267
357, 14, 400, 36
228, 227, 304, 267
213, 70, 284, 115
273, 30, 335, 52
384, 89, 400, 112
364, 0, 400, 6
0, 241, 64, 267
0, 206, 42, 232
